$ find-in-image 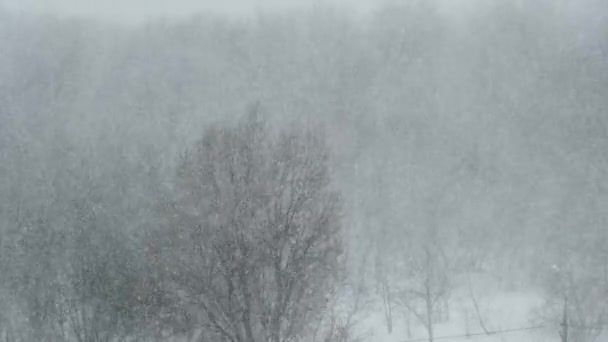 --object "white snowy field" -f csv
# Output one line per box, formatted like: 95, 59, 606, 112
356, 273, 556, 342
360, 292, 553, 342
